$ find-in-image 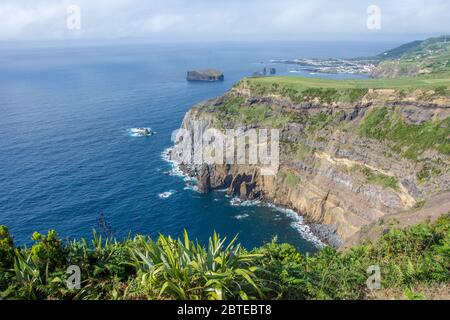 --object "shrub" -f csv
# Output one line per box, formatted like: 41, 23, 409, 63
29, 230, 65, 270
433, 86, 448, 96
0, 226, 14, 269
308, 112, 333, 132
352, 165, 400, 191
0, 215, 448, 300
